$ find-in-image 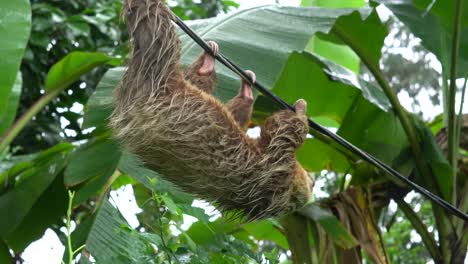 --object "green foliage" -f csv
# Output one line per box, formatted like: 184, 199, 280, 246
384, 200, 435, 263
299, 205, 357, 249
0, 241, 12, 263
16, 0, 126, 154
45, 51, 120, 92
83, 67, 124, 130
269, 51, 410, 176
375, 0, 468, 78
4, 175, 68, 252
327, 10, 388, 70
178, 6, 361, 103
0, 0, 30, 139
380, 19, 442, 114
63, 191, 86, 264
0, 0, 31, 115
64, 137, 121, 186
301, 0, 364, 73
302, 0, 365, 8
0, 143, 71, 248
84, 200, 155, 263
0, 74, 23, 136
